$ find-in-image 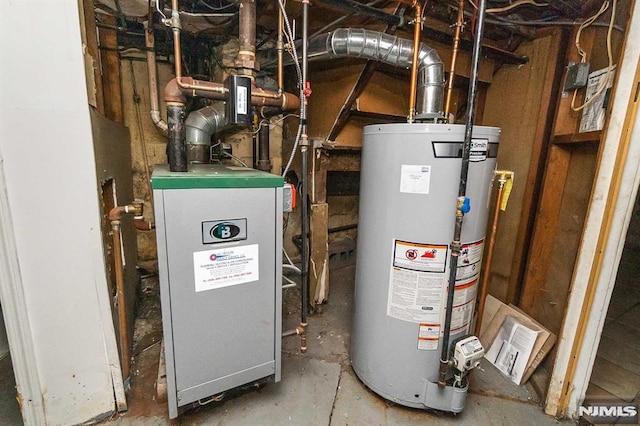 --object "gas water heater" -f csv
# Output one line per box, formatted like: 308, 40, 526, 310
152, 164, 284, 419
351, 123, 500, 412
